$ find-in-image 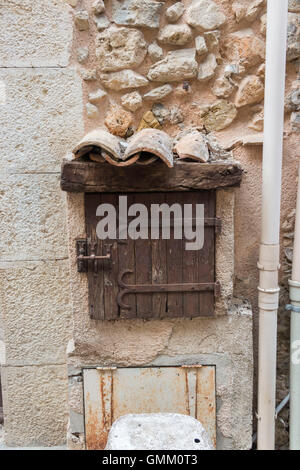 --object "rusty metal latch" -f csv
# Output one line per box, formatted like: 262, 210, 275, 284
117, 270, 221, 310
76, 239, 111, 272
